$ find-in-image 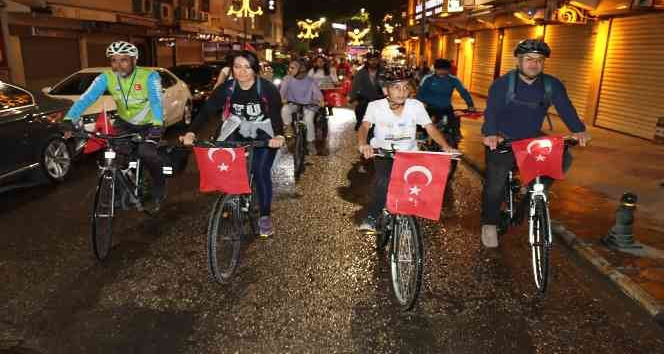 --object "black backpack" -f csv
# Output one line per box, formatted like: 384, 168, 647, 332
505, 70, 554, 130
